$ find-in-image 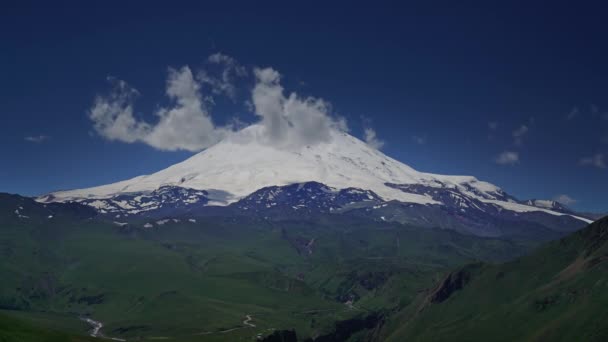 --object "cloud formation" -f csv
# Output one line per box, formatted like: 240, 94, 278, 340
553, 194, 577, 206
251, 67, 347, 148
363, 128, 384, 149
411, 135, 426, 145
197, 52, 247, 100
591, 104, 599, 116
144, 66, 231, 151
24, 135, 50, 143
580, 153, 606, 169
512, 124, 529, 146
566, 107, 579, 120
89, 56, 351, 152
89, 77, 148, 143
495, 151, 519, 165
89, 67, 230, 152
